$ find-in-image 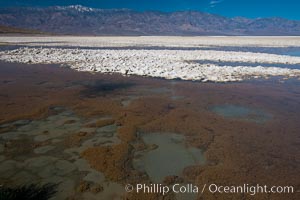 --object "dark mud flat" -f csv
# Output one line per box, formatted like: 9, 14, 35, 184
0, 62, 299, 200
